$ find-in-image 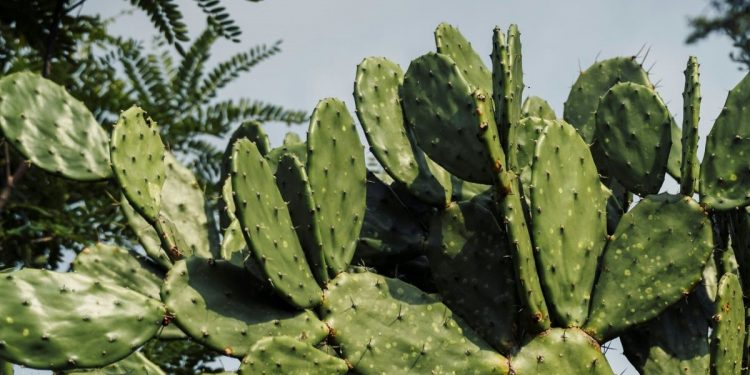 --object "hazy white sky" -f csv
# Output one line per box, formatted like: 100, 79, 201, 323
38, 1, 738, 374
